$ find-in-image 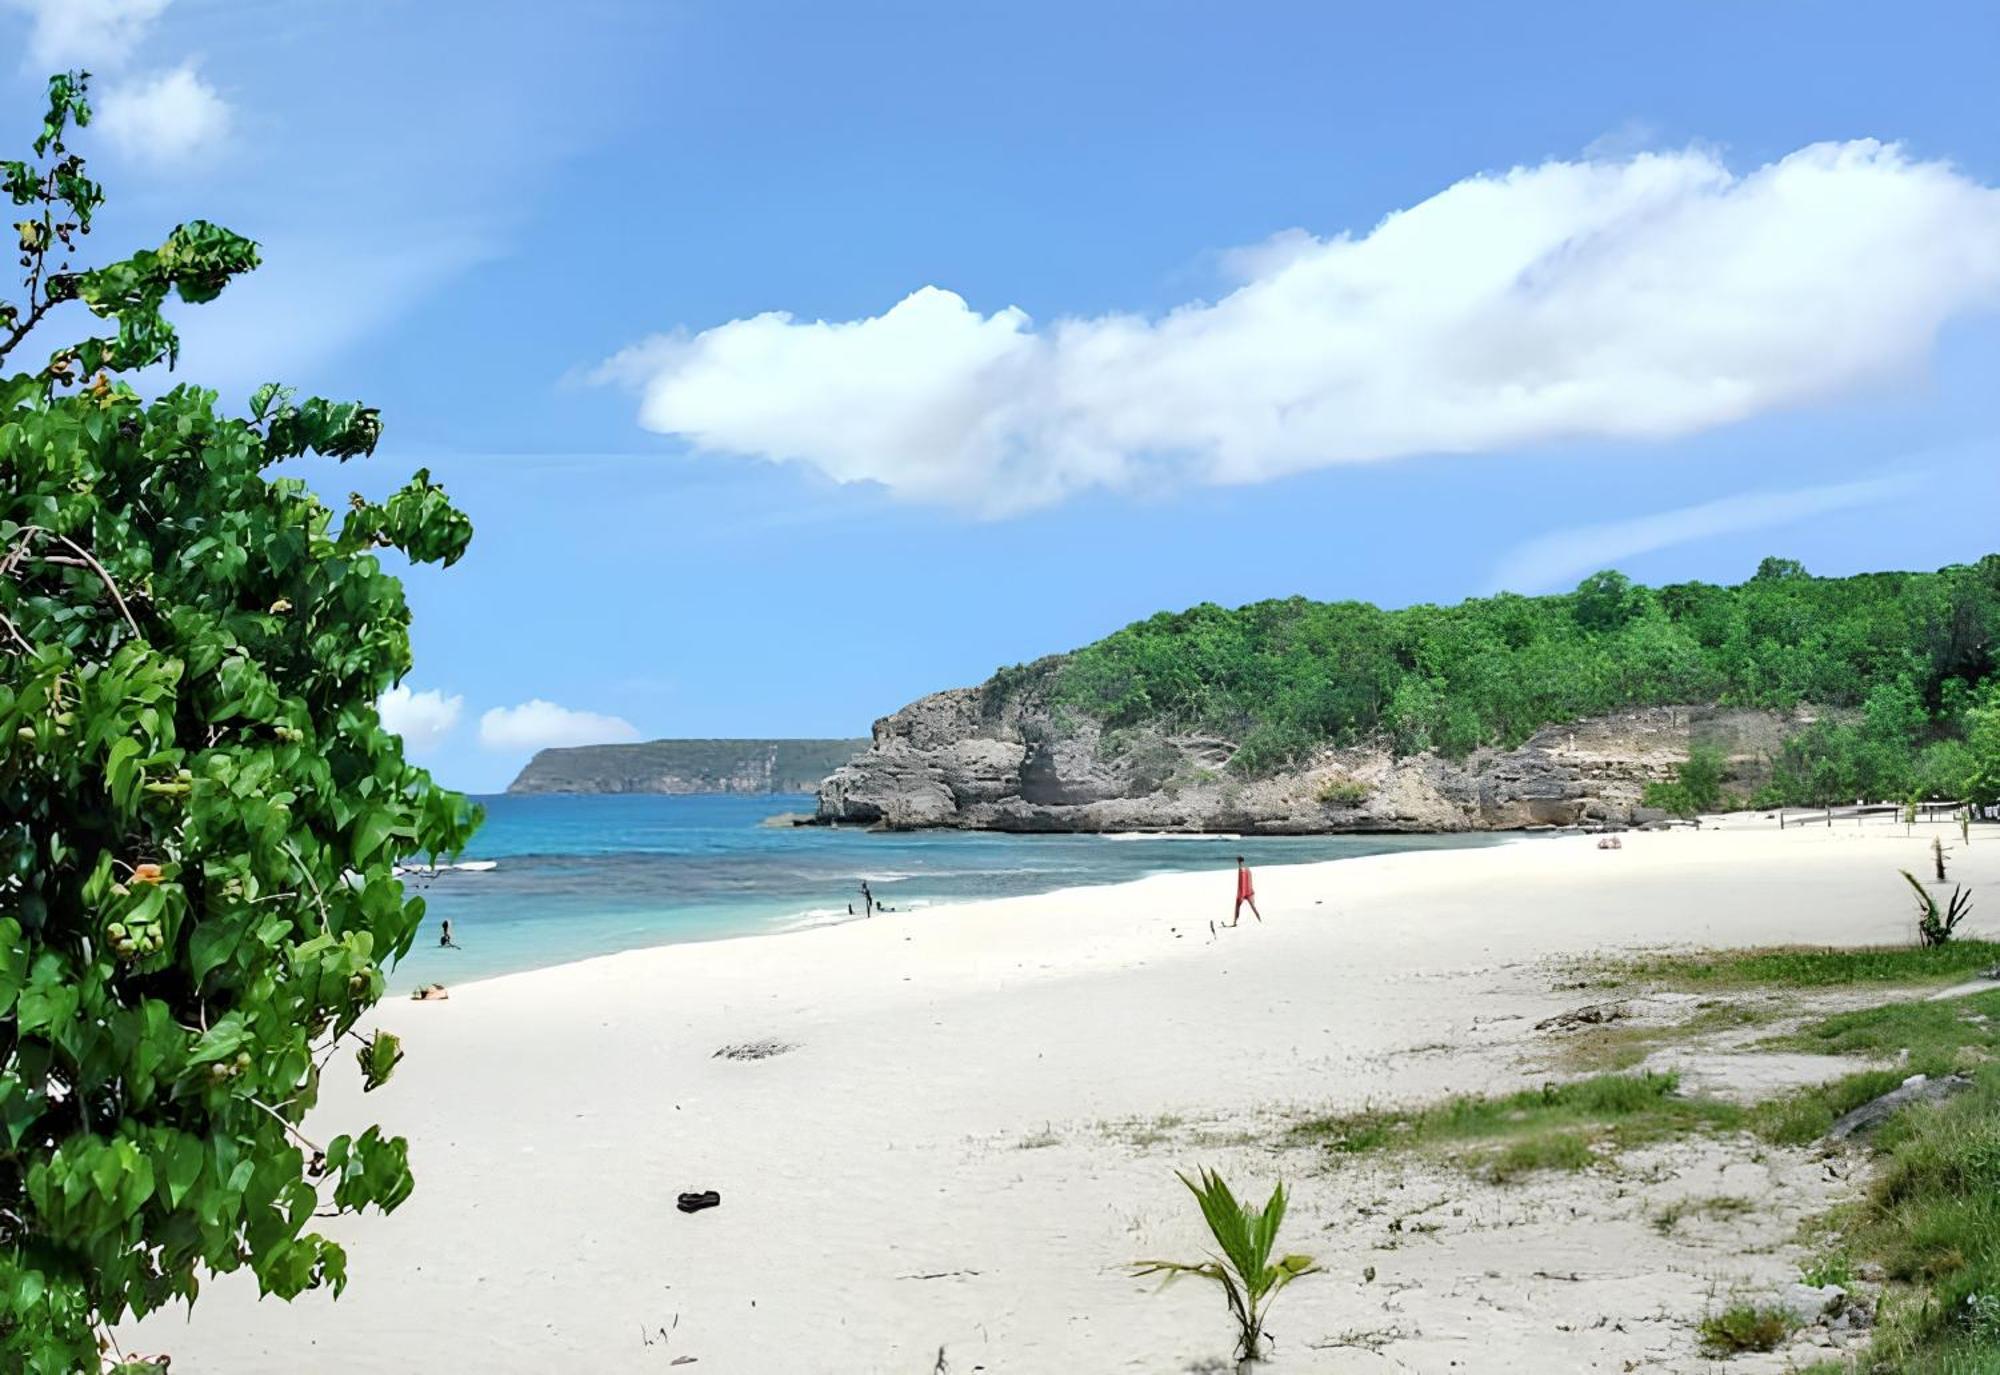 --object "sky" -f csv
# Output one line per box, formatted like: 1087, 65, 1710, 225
5, 1, 2000, 792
